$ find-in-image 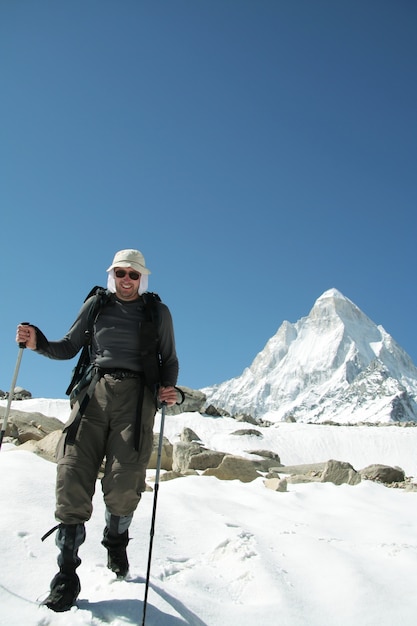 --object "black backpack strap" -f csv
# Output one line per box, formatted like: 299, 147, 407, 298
142, 292, 161, 324
64, 367, 101, 446
139, 292, 162, 389
65, 287, 111, 397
